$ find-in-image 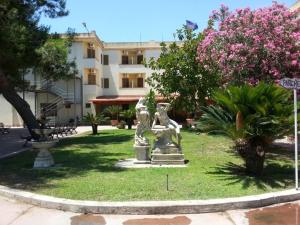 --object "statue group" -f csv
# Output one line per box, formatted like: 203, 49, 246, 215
134, 98, 185, 165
